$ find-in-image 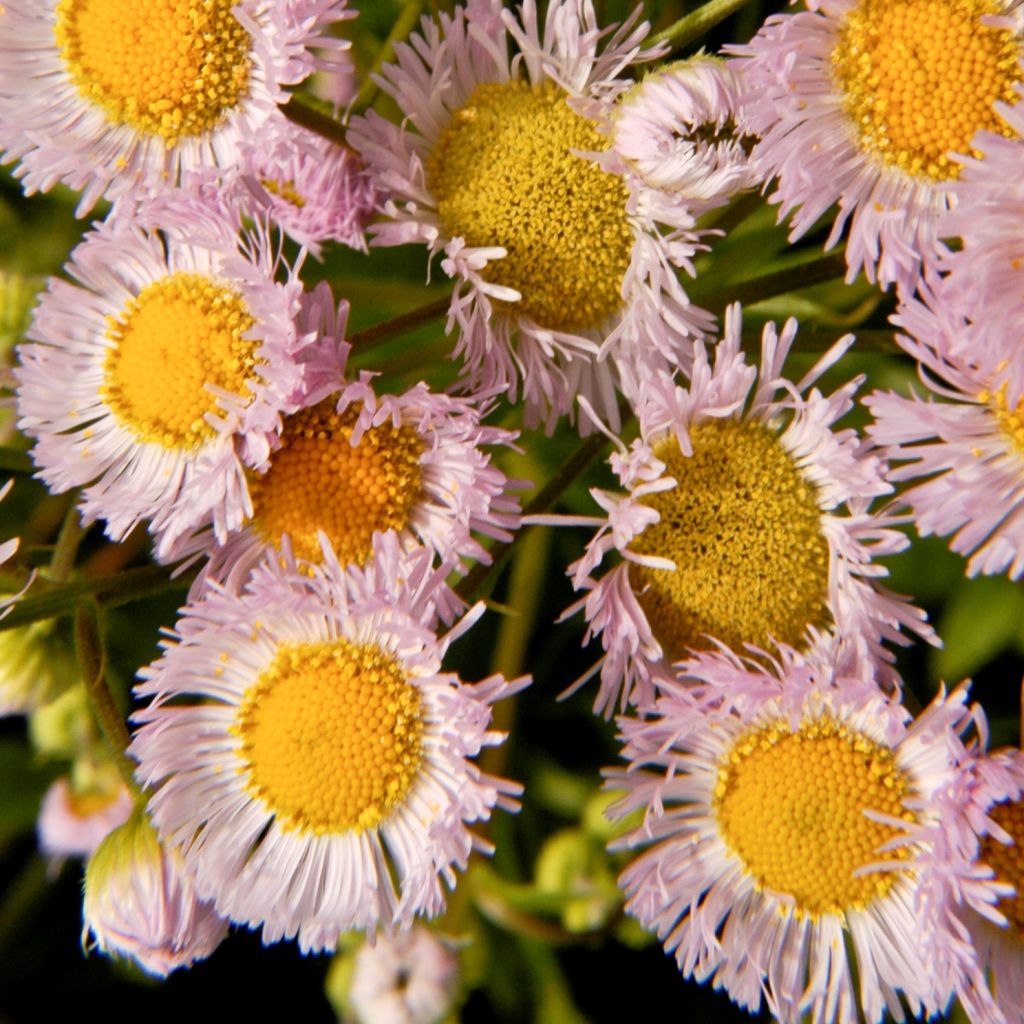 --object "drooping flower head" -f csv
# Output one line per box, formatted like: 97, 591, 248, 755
38, 771, 134, 862
558, 305, 930, 715
16, 192, 330, 558
729, 0, 1024, 289
0, 0, 353, 213
131, 546, 527, 952
83, 802, 228, 977
349, 0, 714, 431
608, 647, 976, 1024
